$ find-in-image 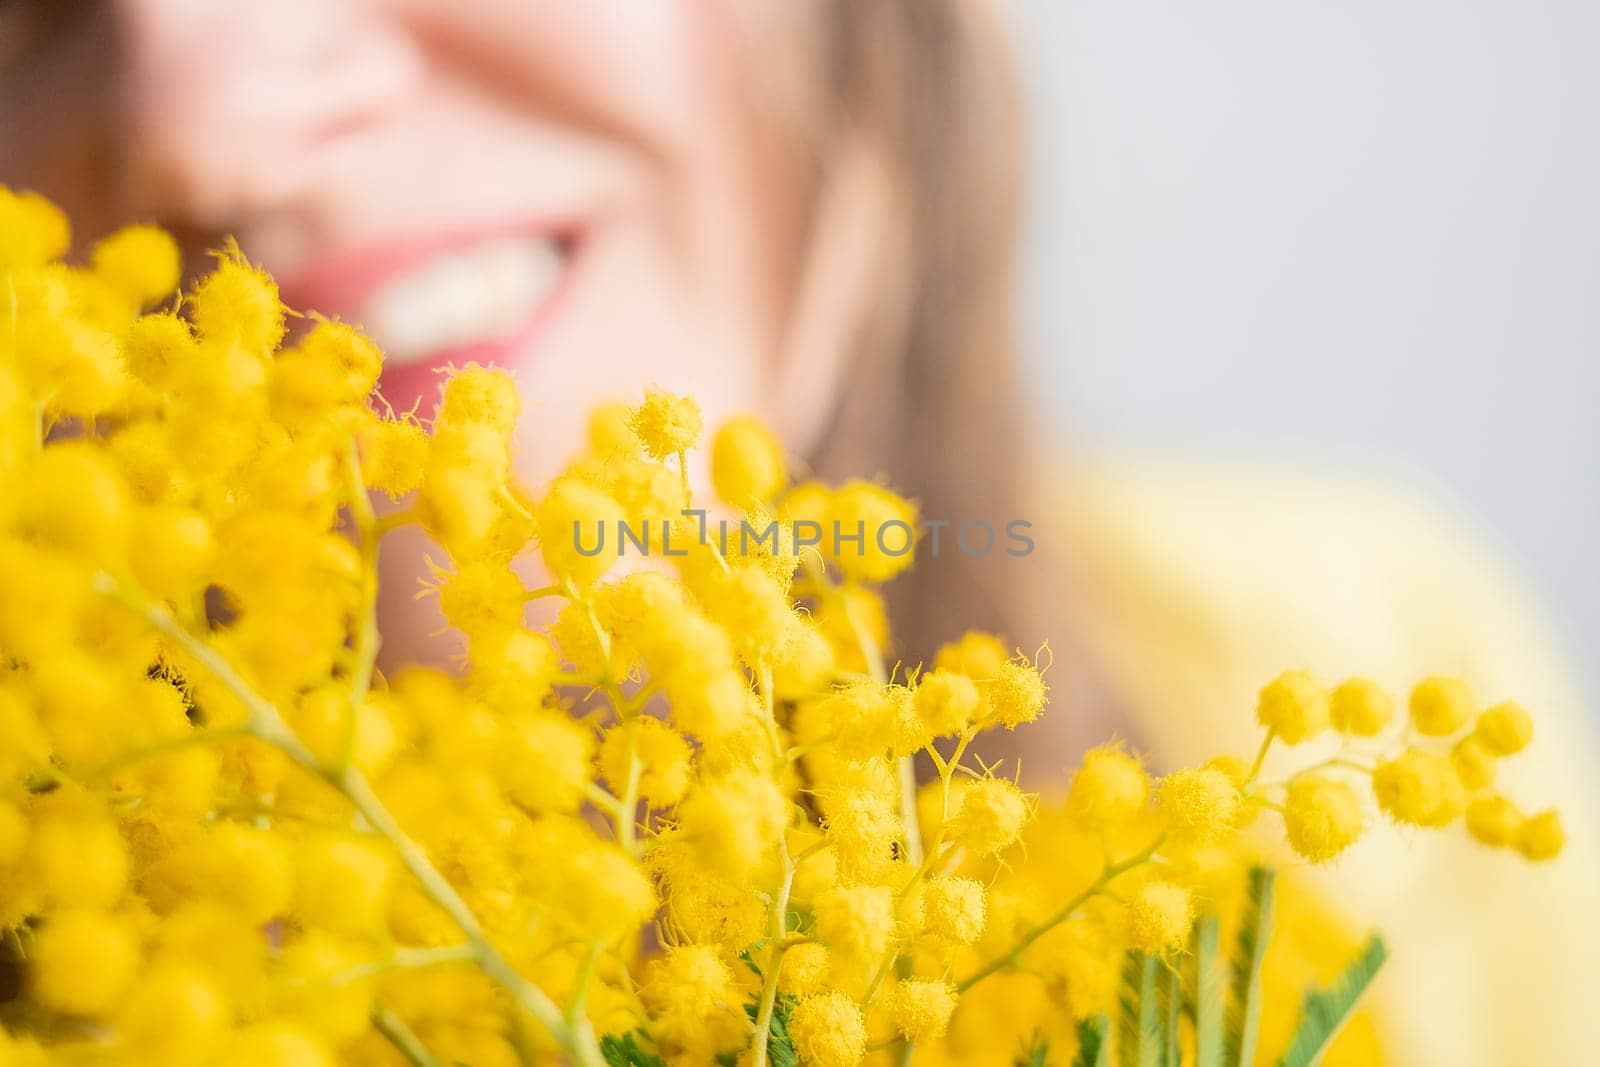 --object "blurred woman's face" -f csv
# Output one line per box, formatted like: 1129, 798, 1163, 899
4, 0, 805, 481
